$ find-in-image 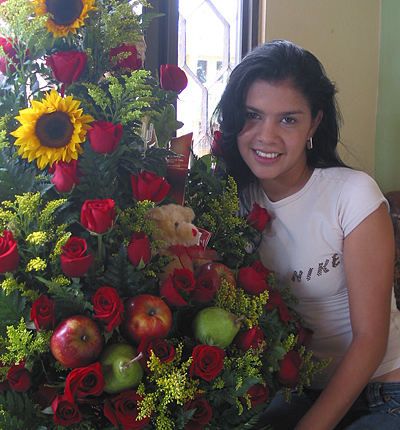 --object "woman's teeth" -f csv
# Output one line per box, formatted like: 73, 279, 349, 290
255, 150, 279, 159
